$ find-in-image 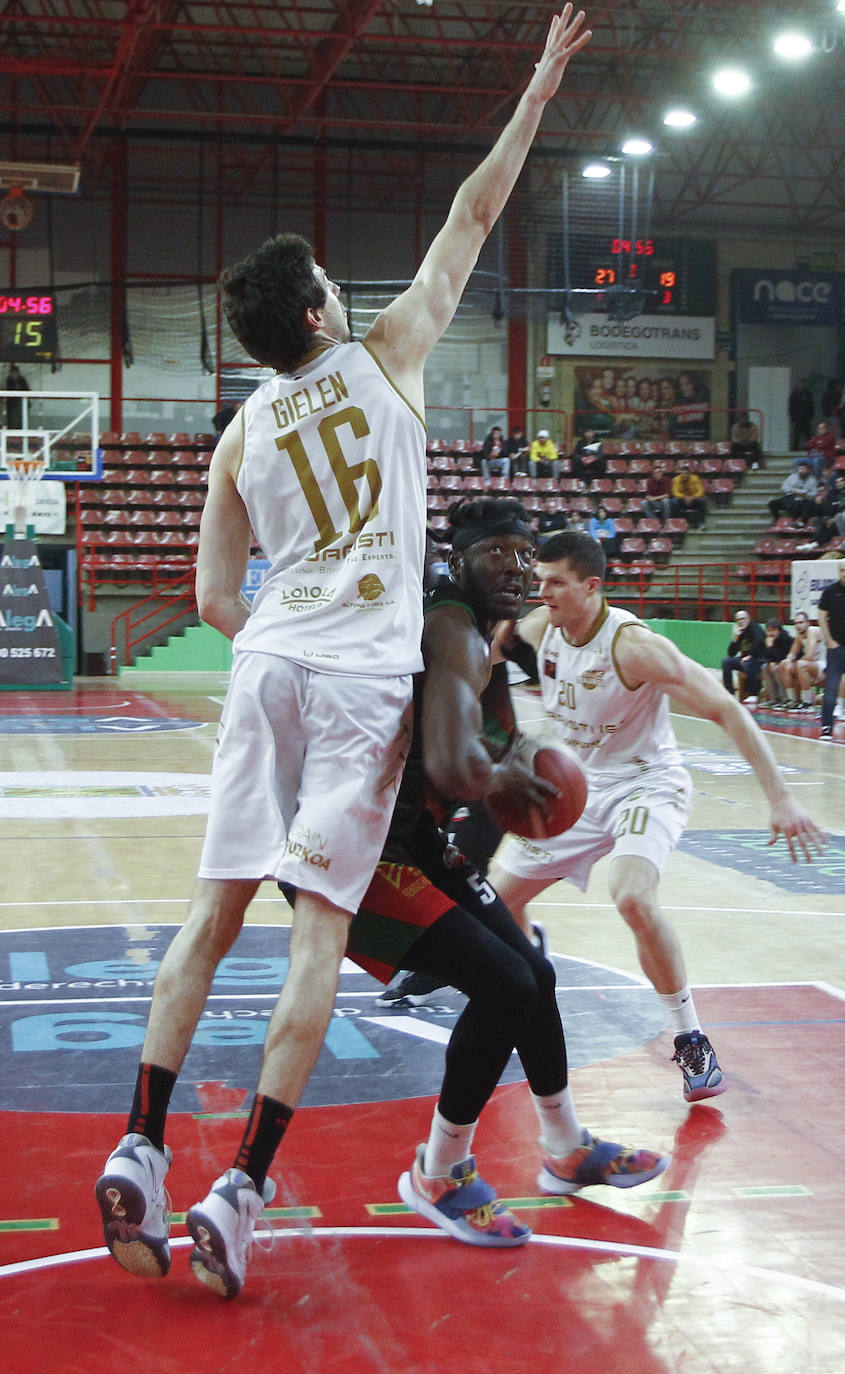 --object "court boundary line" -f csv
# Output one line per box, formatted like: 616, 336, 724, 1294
2, 1226, 844, 1305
